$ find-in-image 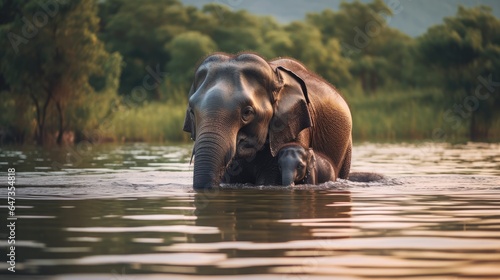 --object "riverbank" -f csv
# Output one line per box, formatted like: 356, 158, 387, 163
103, 89, 500, 143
